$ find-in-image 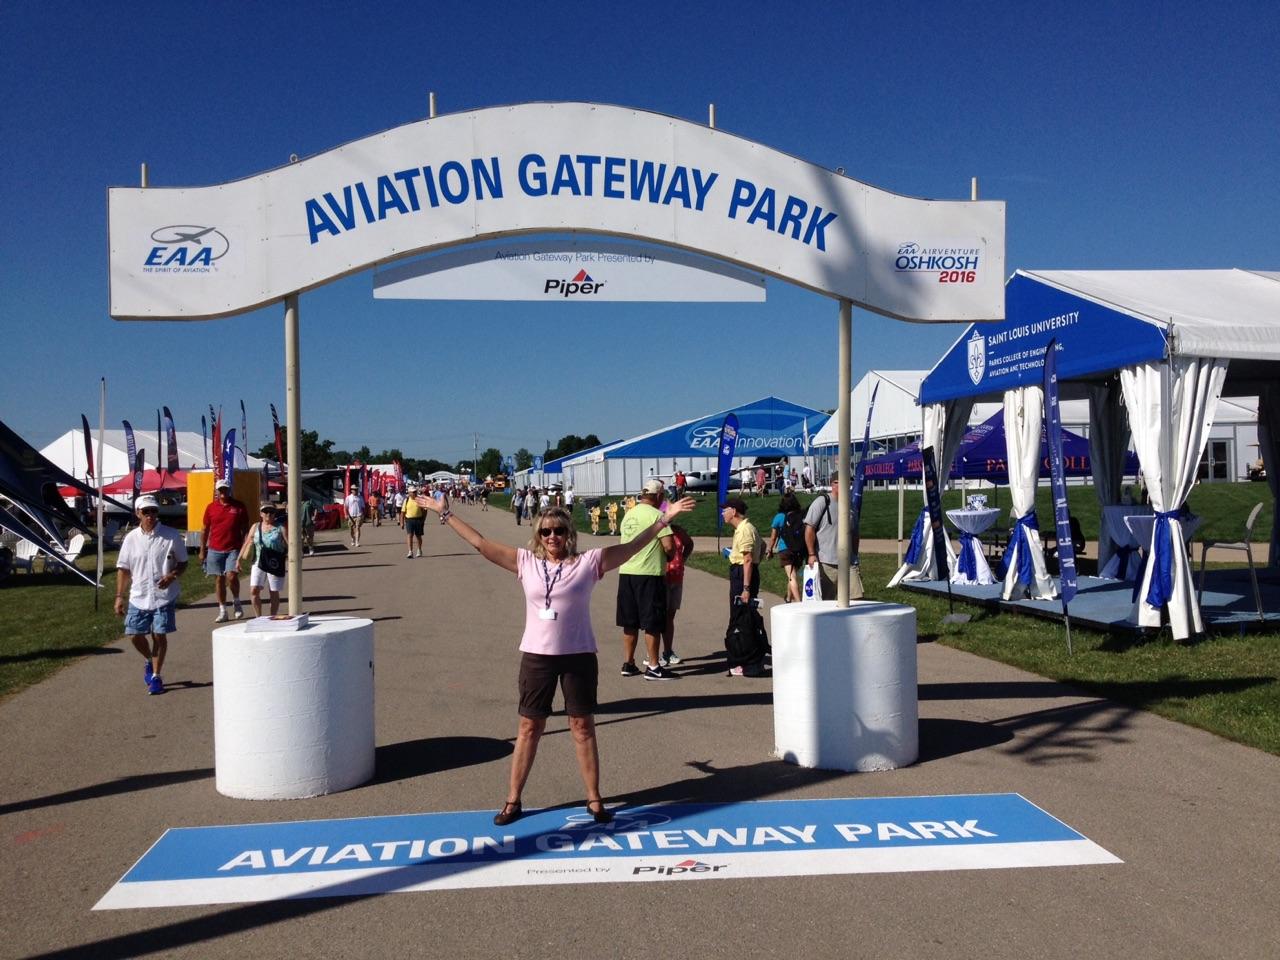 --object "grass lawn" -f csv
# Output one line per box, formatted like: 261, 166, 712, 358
688, 551, 1280, 757
501, 481, 1270, 543
0, 547, 228, 701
